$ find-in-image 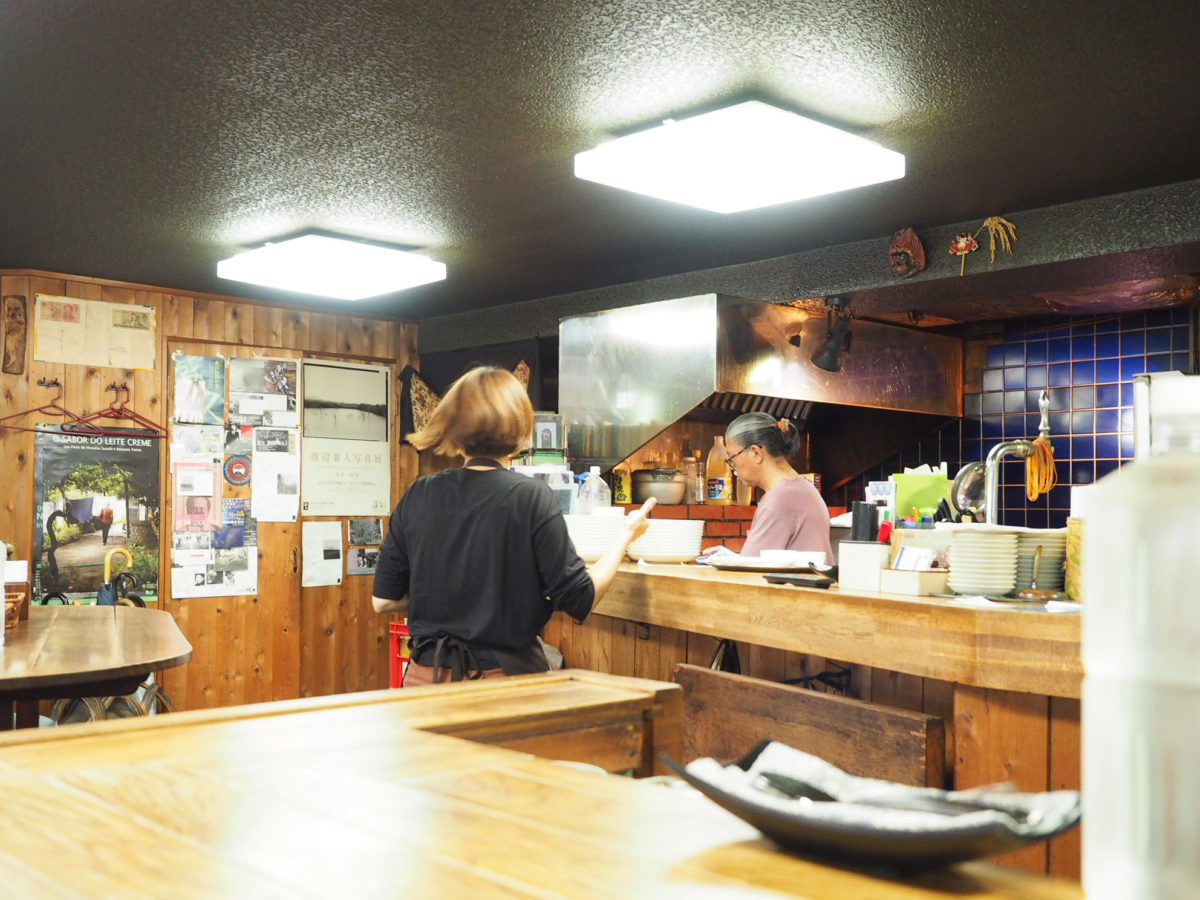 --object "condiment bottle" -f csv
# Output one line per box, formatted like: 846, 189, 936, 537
611, 461, 632, 505
1081, 377, 1200, 899
705, 435, 731, 505
692, 450, 705, 503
